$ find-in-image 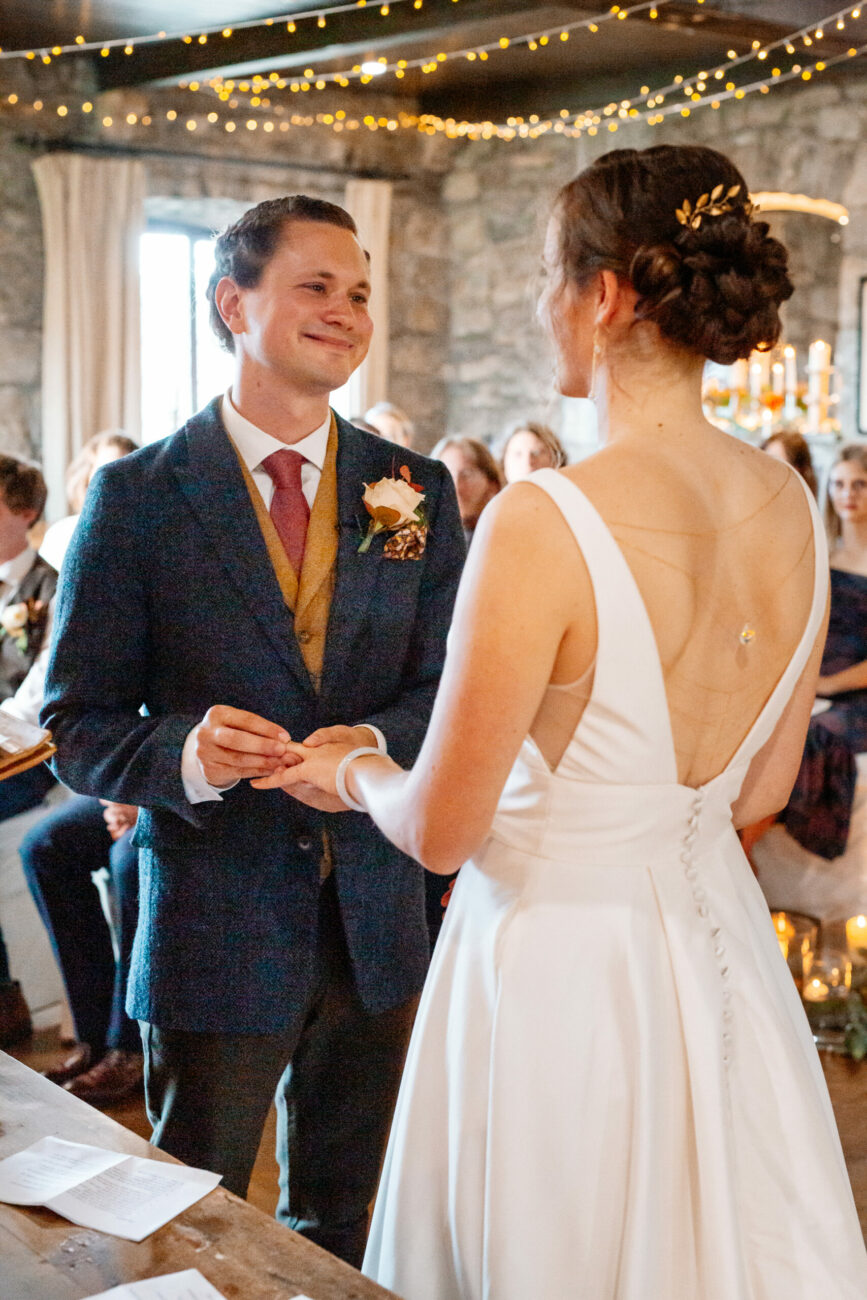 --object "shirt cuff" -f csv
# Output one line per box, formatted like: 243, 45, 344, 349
355, 723, 388, 755
181, 725, 239, 803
